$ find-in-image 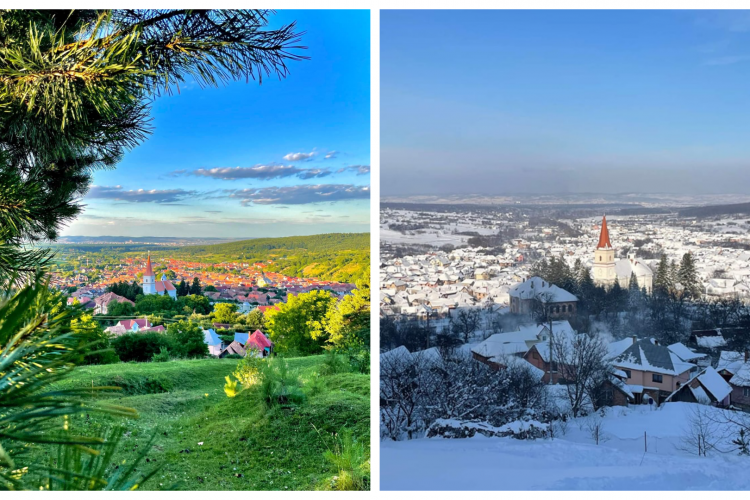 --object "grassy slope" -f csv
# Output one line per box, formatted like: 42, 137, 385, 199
42, 356, 369, 491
